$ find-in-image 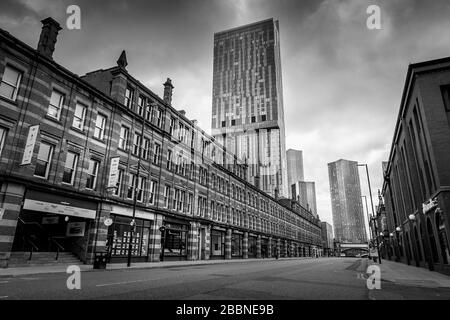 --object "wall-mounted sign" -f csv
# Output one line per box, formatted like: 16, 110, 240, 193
21, 125, 39, 165
107, 157, 120, 189
24, 199, 96, 219
66, 222, 86, 237
104, 218, 113, 227
42, 216, 59, 225
422, 198, 438, 214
